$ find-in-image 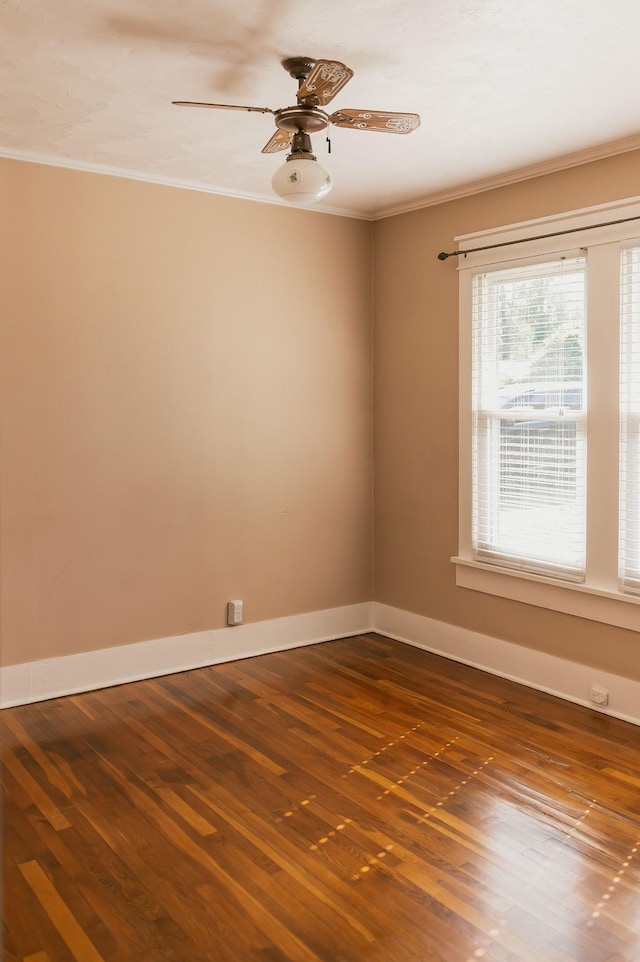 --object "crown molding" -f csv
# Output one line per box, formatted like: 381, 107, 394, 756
372, 132, 640, 221
4, 132, 640, 224
0, 148, 369, 221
